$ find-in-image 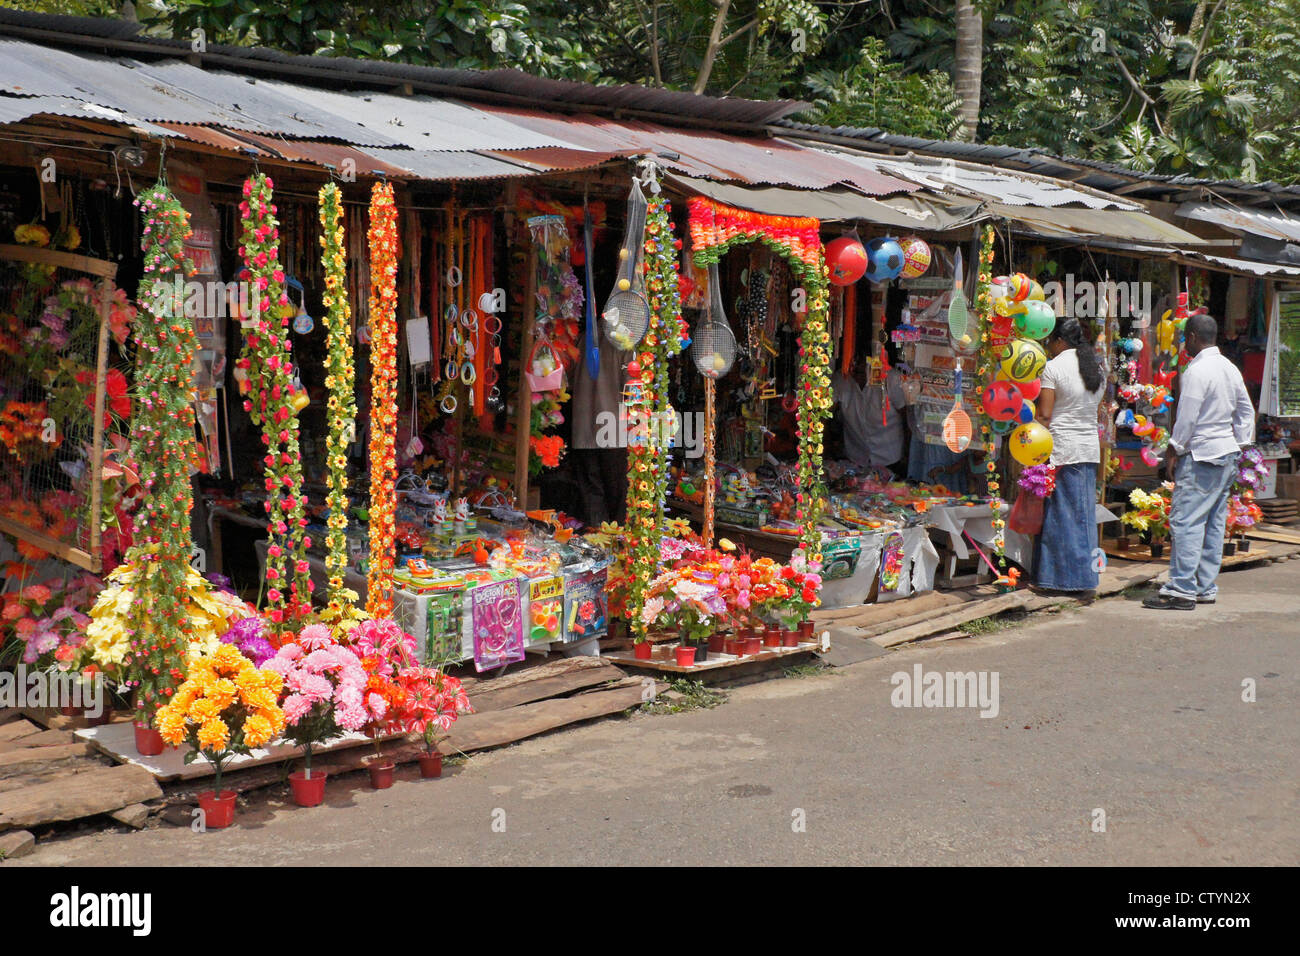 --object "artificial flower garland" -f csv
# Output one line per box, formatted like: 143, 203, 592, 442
623, 184, 686, 642
686, 197, 831, 558
124, 182, 200, 727
972, 224, 1006, 561
318, 183, 357, 615
236, 173, 312, 632
366, 182, 399, 618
